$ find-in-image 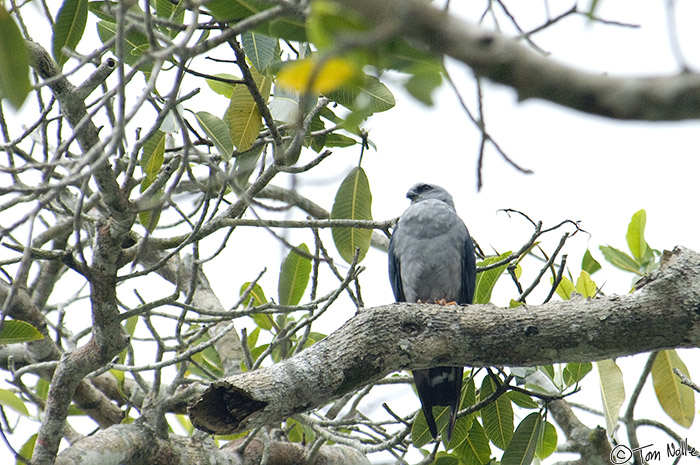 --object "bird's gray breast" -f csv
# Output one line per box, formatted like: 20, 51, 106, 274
393, 200, 468, 303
